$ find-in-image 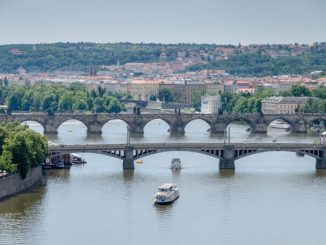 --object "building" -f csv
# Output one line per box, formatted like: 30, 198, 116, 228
223, 81, 237, 93
160, 80, 223, 105
119, 79, 161, 100
262, 96, 310, 114
201, 95, 221, 114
